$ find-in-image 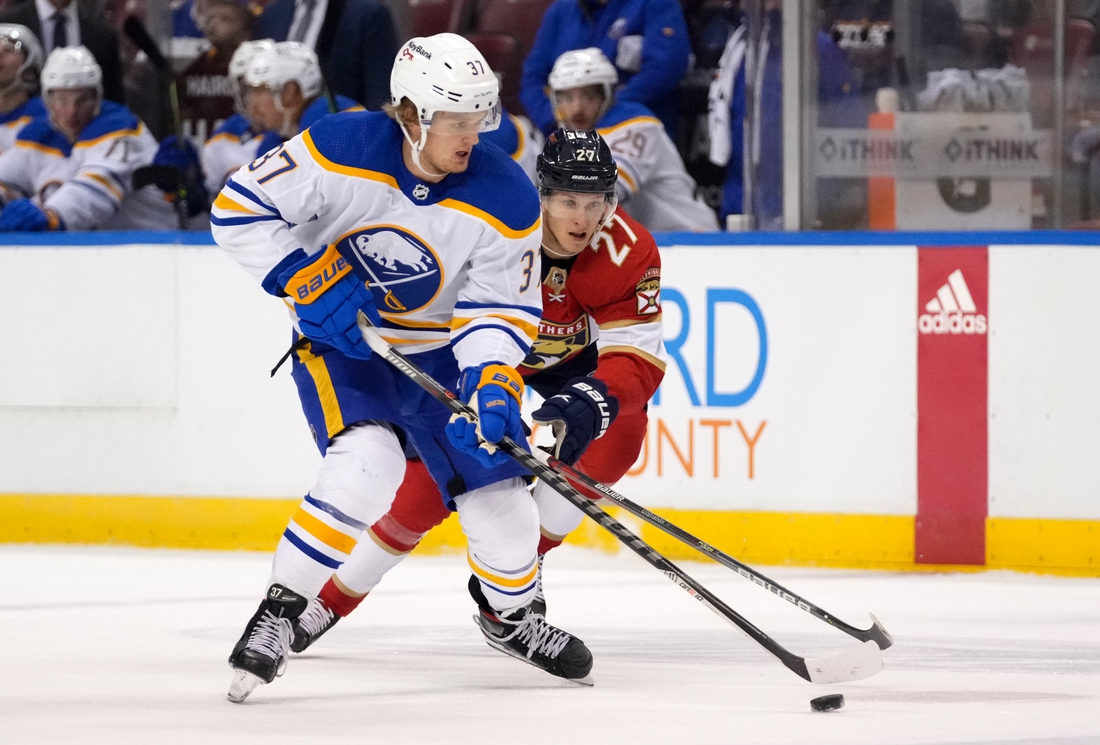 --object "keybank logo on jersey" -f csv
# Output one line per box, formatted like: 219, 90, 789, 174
337, 226, 443, 314
917, 269, 987, 335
